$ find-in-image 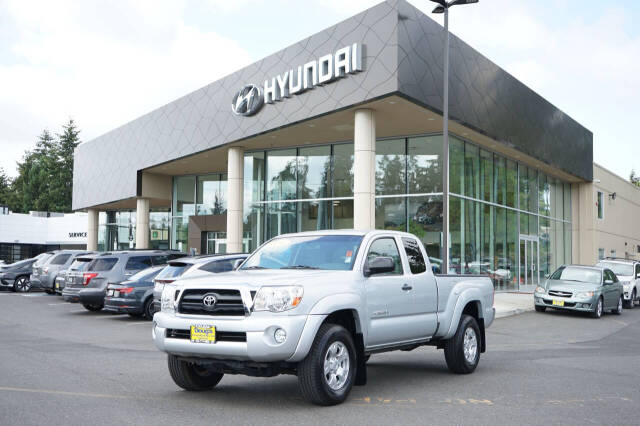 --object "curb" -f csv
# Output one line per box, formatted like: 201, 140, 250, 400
495, 306, 534, 319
